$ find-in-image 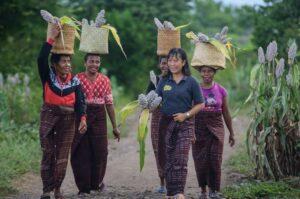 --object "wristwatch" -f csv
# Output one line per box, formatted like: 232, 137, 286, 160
185, 112, 191, 118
